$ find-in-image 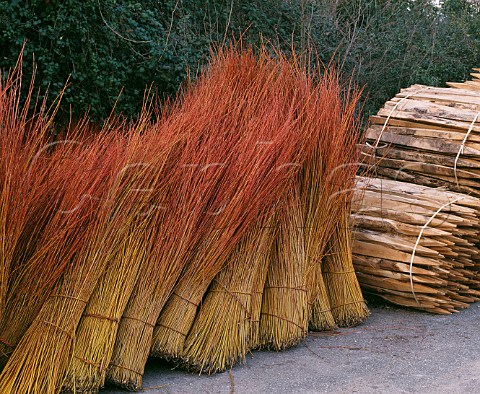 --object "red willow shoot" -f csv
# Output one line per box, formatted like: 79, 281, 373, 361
0, 111, 165, 392
258, 65, 365, 348
181, 50, 321, 371
150, 46, 310, 362
106, 46, 278, 388
62, 106, 184, 393
319, 80, 369, 326
0, 54, 81, 362
0, 52, 50, 325
0, 127, 113, 366
298, 70, 364, 331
